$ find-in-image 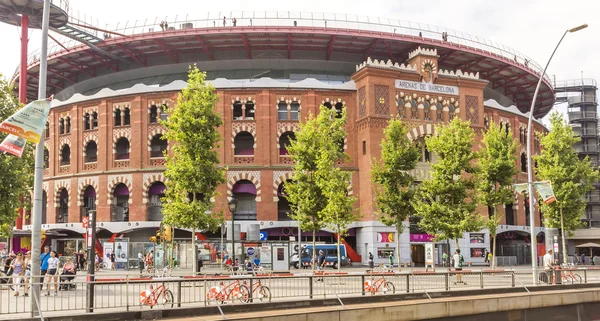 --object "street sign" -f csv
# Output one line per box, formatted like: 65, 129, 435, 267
259, 231, 268, 241
247, 247, 255, 256
82, 217, 89, 228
